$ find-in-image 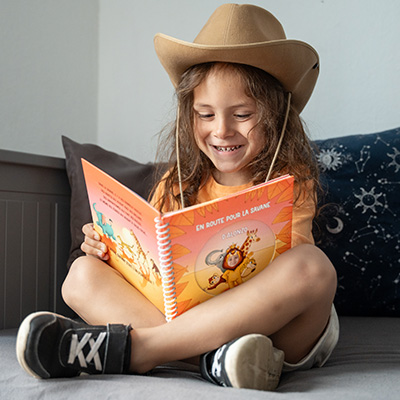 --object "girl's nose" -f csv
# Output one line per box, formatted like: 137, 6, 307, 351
214, 116, 234, 139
